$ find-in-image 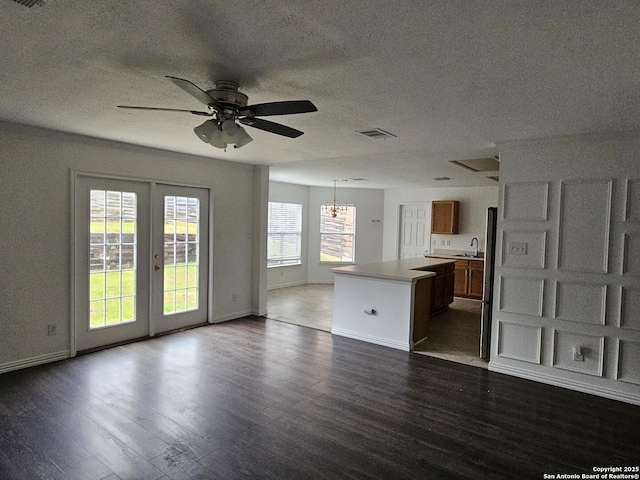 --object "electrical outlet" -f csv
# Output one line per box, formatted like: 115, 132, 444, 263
47, 324, 57, 336
232, 293, 237, 302
573, 346, 584, 362
446, 240, 451, 246
440, 240, 445, 246
508, 242, 528, 255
